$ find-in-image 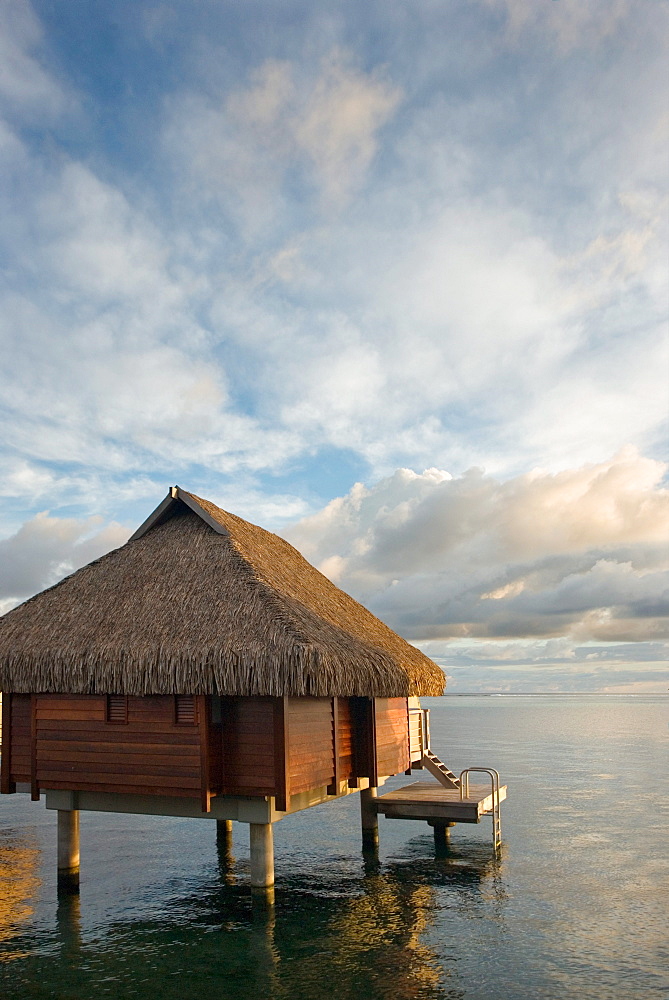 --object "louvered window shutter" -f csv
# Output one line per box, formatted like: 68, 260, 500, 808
106, 695, 128, 723
175, 695, 196, 725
